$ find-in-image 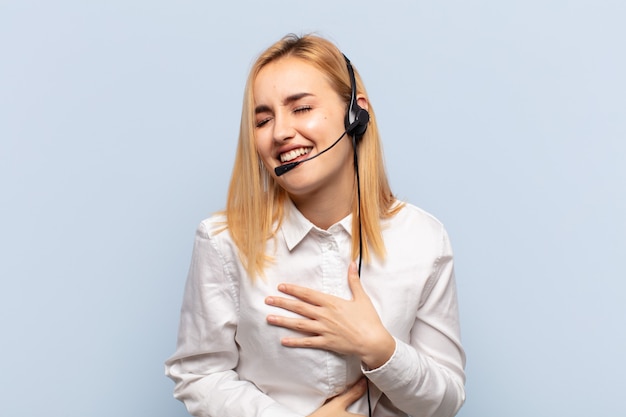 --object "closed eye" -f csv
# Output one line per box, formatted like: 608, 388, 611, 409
255, 117, 272, 128
294, 105, 312, 114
